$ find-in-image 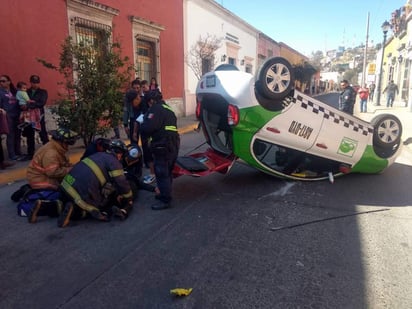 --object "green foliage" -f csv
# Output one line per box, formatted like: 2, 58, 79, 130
342, 69, 358, 85
38, 35, 133, 146
293, 62, 317, 85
